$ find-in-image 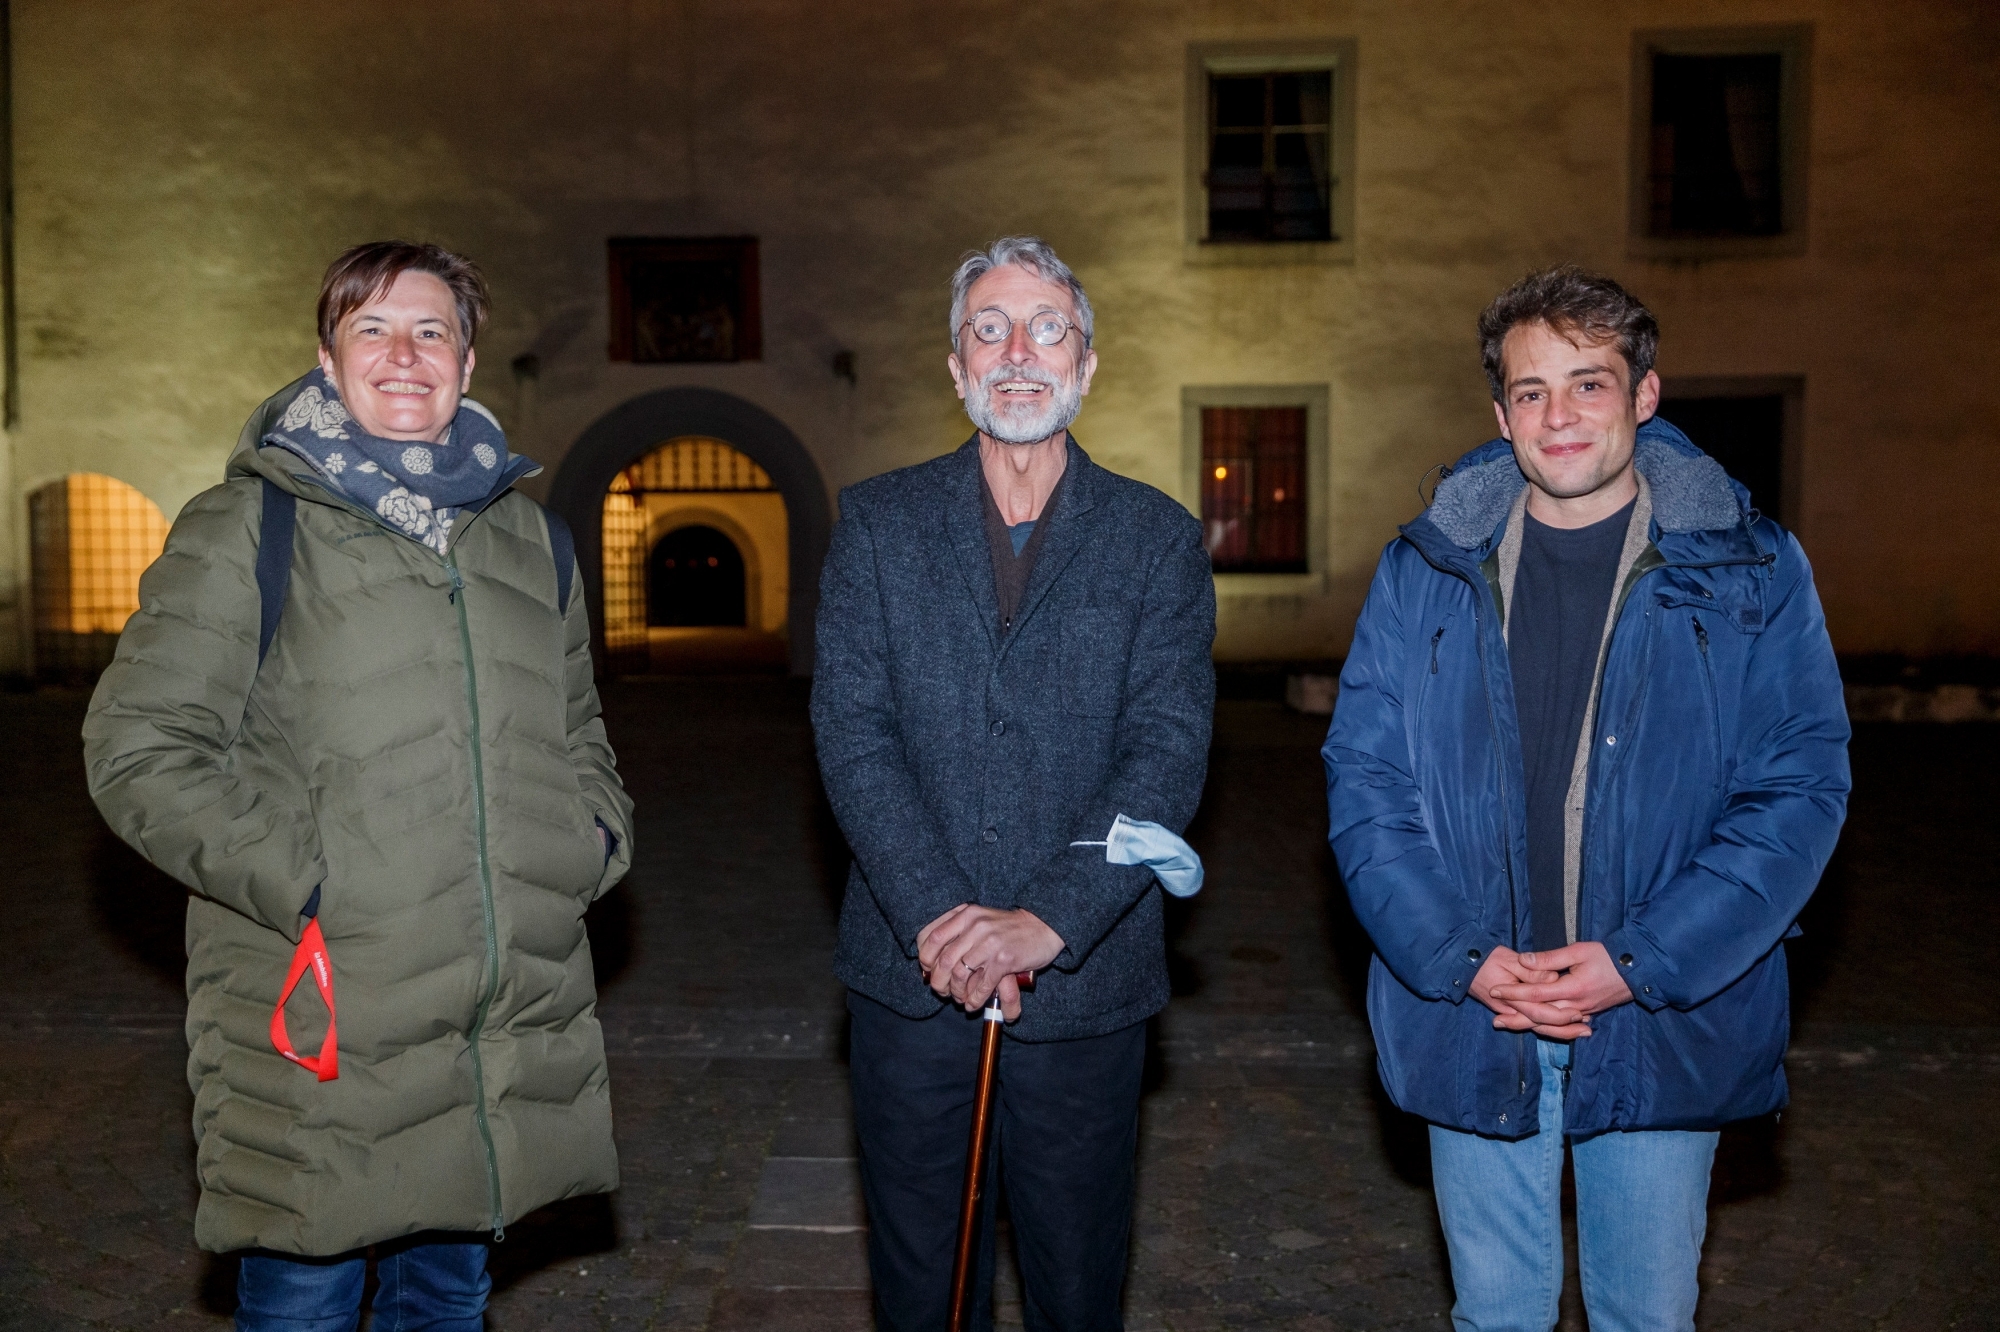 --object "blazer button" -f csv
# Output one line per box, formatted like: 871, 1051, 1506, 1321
982, 827, 998, 843
990, 719, 1006, 736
